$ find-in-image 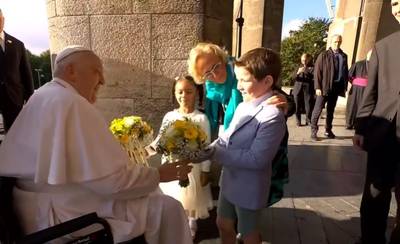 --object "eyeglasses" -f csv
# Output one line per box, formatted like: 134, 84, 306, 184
201, 62, 222, 81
